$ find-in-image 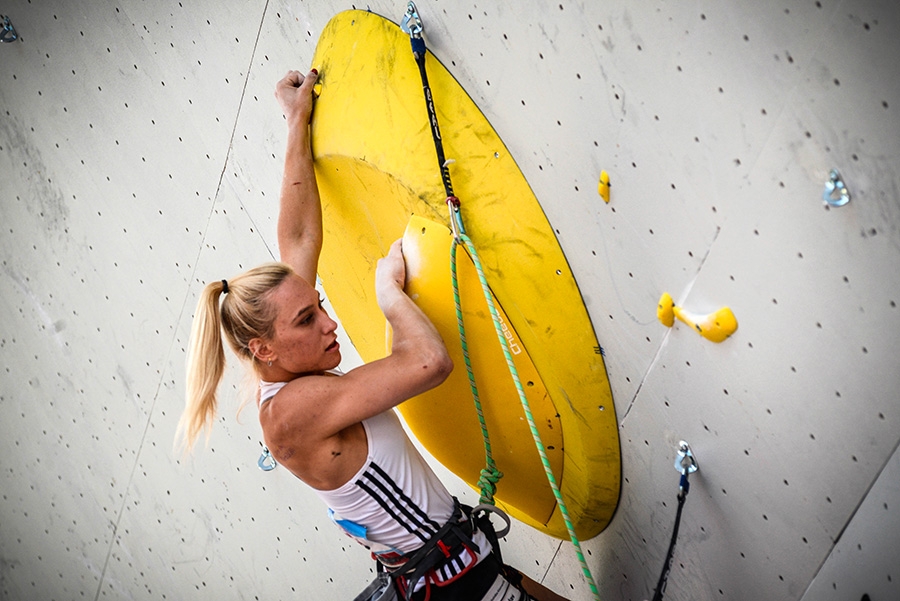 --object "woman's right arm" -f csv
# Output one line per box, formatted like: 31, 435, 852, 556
261, 240, 453, 443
